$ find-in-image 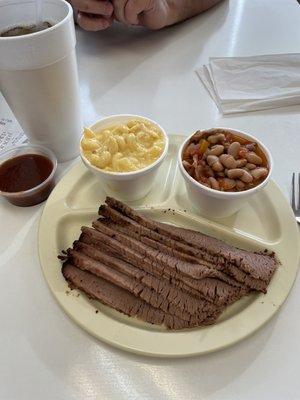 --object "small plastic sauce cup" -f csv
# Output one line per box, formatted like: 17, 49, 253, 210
0, 144, 57, 207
